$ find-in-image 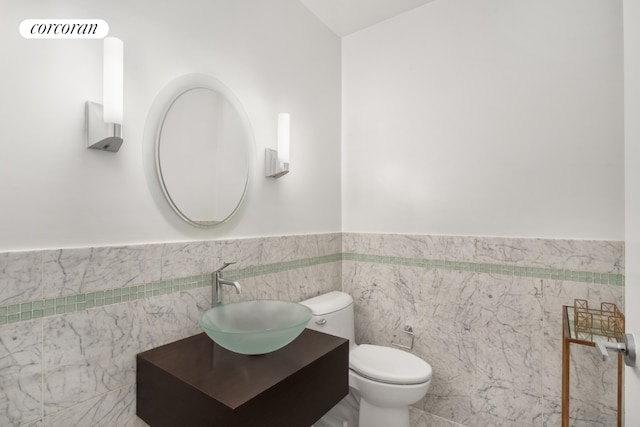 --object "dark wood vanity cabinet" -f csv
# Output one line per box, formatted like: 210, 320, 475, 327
137, 329, 349, 427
